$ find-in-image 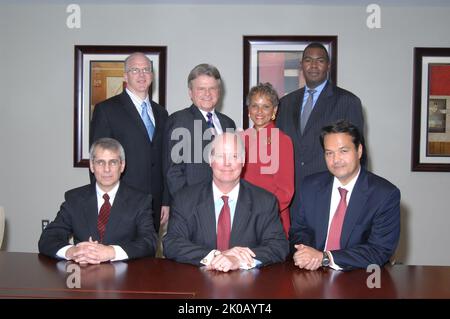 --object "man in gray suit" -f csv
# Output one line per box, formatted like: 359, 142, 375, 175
163, 133, 289, 272
276, 42, 364, 213
164, 64, 236, 200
